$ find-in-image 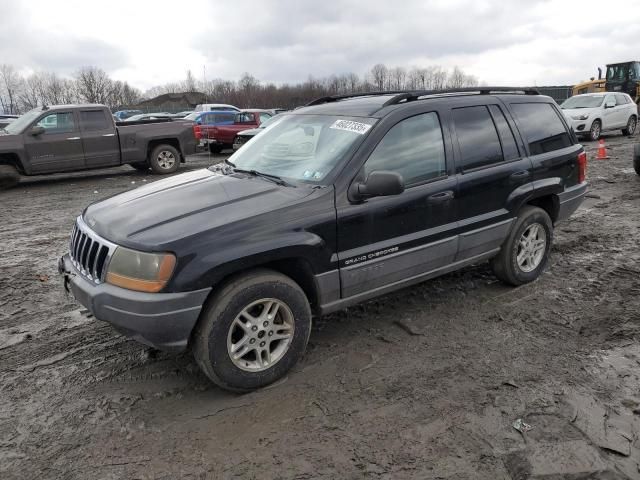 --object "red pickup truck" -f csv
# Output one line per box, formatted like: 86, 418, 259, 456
204, 110, 273, 153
